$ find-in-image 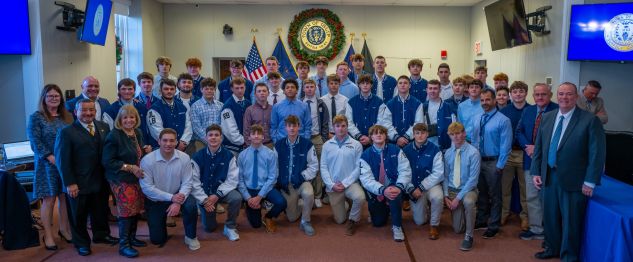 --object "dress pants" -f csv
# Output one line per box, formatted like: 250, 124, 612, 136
65, 183, 111, 248
448, 189, 478, 237
145, 196, 197, 245
245, 188, 287, 228
328, 182, 366, 224
476, 159, 502, 231
281, 182, 314, 223
199, 190, 242, 232
501, 149, 527, 221
543, 168, 587, 262
524, 170, 544, 234
367, 191, 403, 227
410, 184, 444, 226
310, 135, 324, 200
